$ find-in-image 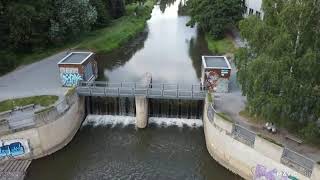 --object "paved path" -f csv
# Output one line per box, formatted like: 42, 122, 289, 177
0, 51, 69, 101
